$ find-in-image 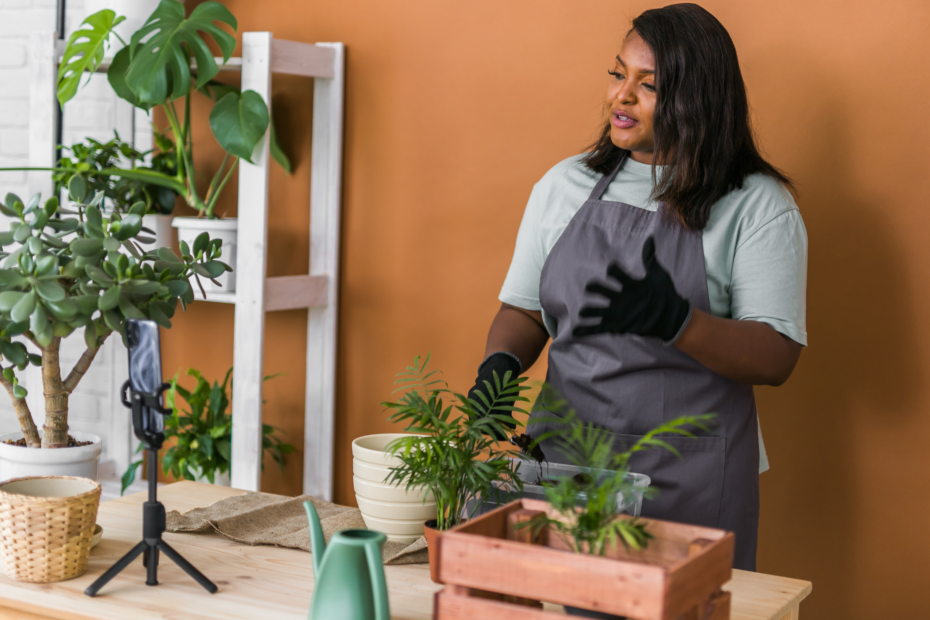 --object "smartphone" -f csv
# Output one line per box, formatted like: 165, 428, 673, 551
125, 319, 165, 436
